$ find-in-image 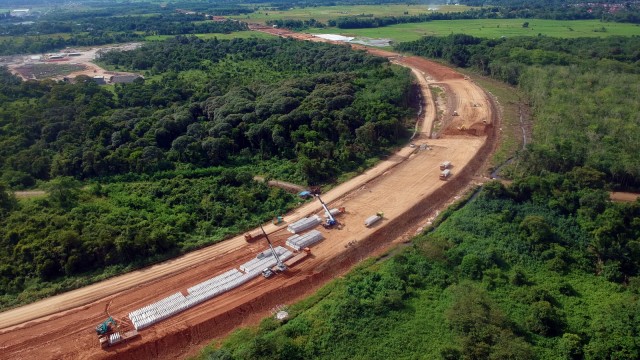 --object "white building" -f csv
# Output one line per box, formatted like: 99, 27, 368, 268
11, 9, 30, 17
